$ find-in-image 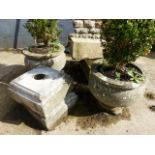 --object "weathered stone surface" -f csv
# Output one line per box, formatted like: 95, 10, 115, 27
88, 63, 146, 109
83, 20, 95, 28
95, 20, 102, 28
8, 66, 72, 119
69, 33, 79, 38
79, 34, 92, 38
73, 20, 83, 28
89, 28, 101, 34
92, 34, 101, 39
24, 52, 66, 71
75, 28, 89, 34
69, 33, 93, 39
27, 92, 78, 130
70, 37, 103, 60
